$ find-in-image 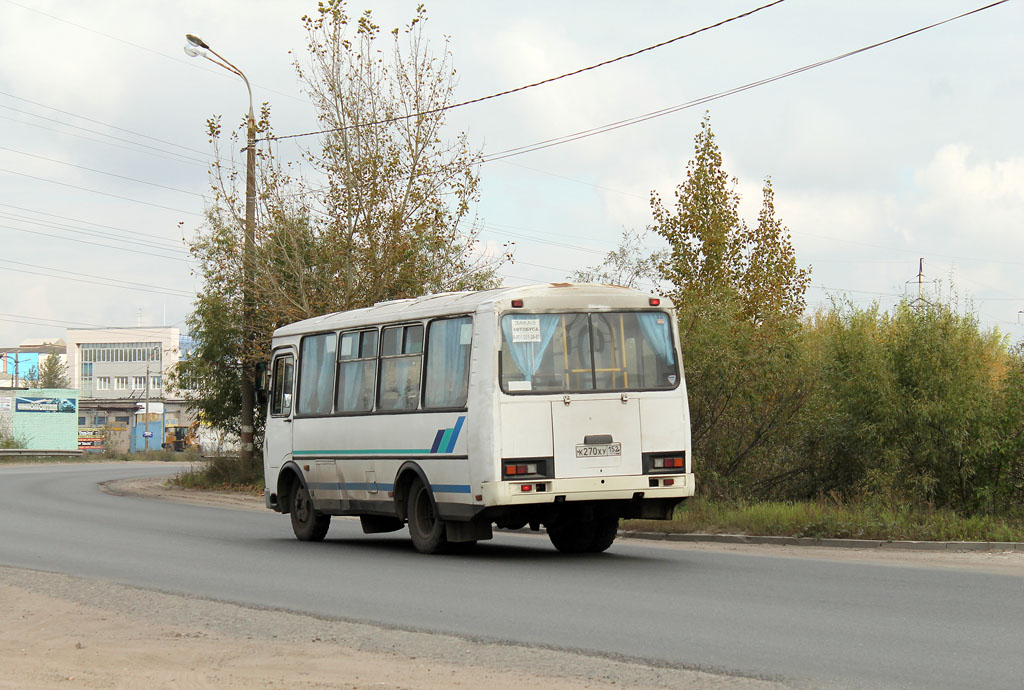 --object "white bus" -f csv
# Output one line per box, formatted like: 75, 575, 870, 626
263, 283, 693, 553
